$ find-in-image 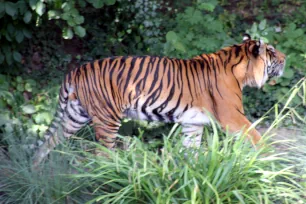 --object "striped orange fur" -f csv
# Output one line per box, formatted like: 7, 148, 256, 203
33, 34, 286, 166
